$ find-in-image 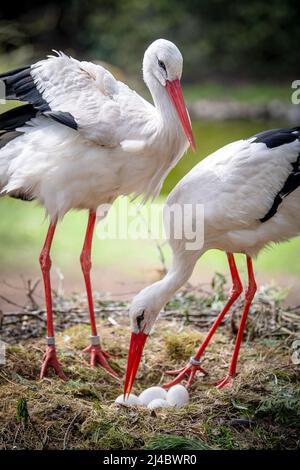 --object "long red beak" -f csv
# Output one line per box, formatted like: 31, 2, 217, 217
166, 79, 196, 152
123, 331, 148, 398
